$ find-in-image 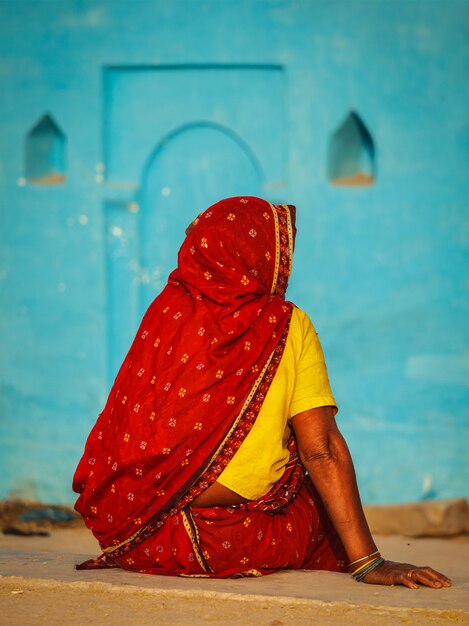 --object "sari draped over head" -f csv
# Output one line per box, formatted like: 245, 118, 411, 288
73, 197, 300, 565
